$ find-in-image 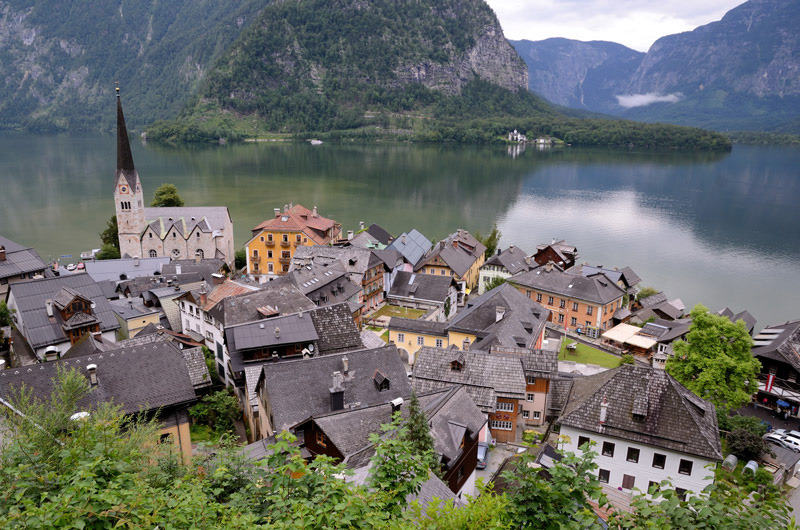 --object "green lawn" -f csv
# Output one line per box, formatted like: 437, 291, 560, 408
366, 326, 390, 343
558, 339, 621, 368
372, 305, 426, 320
190, 424, 226, 445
